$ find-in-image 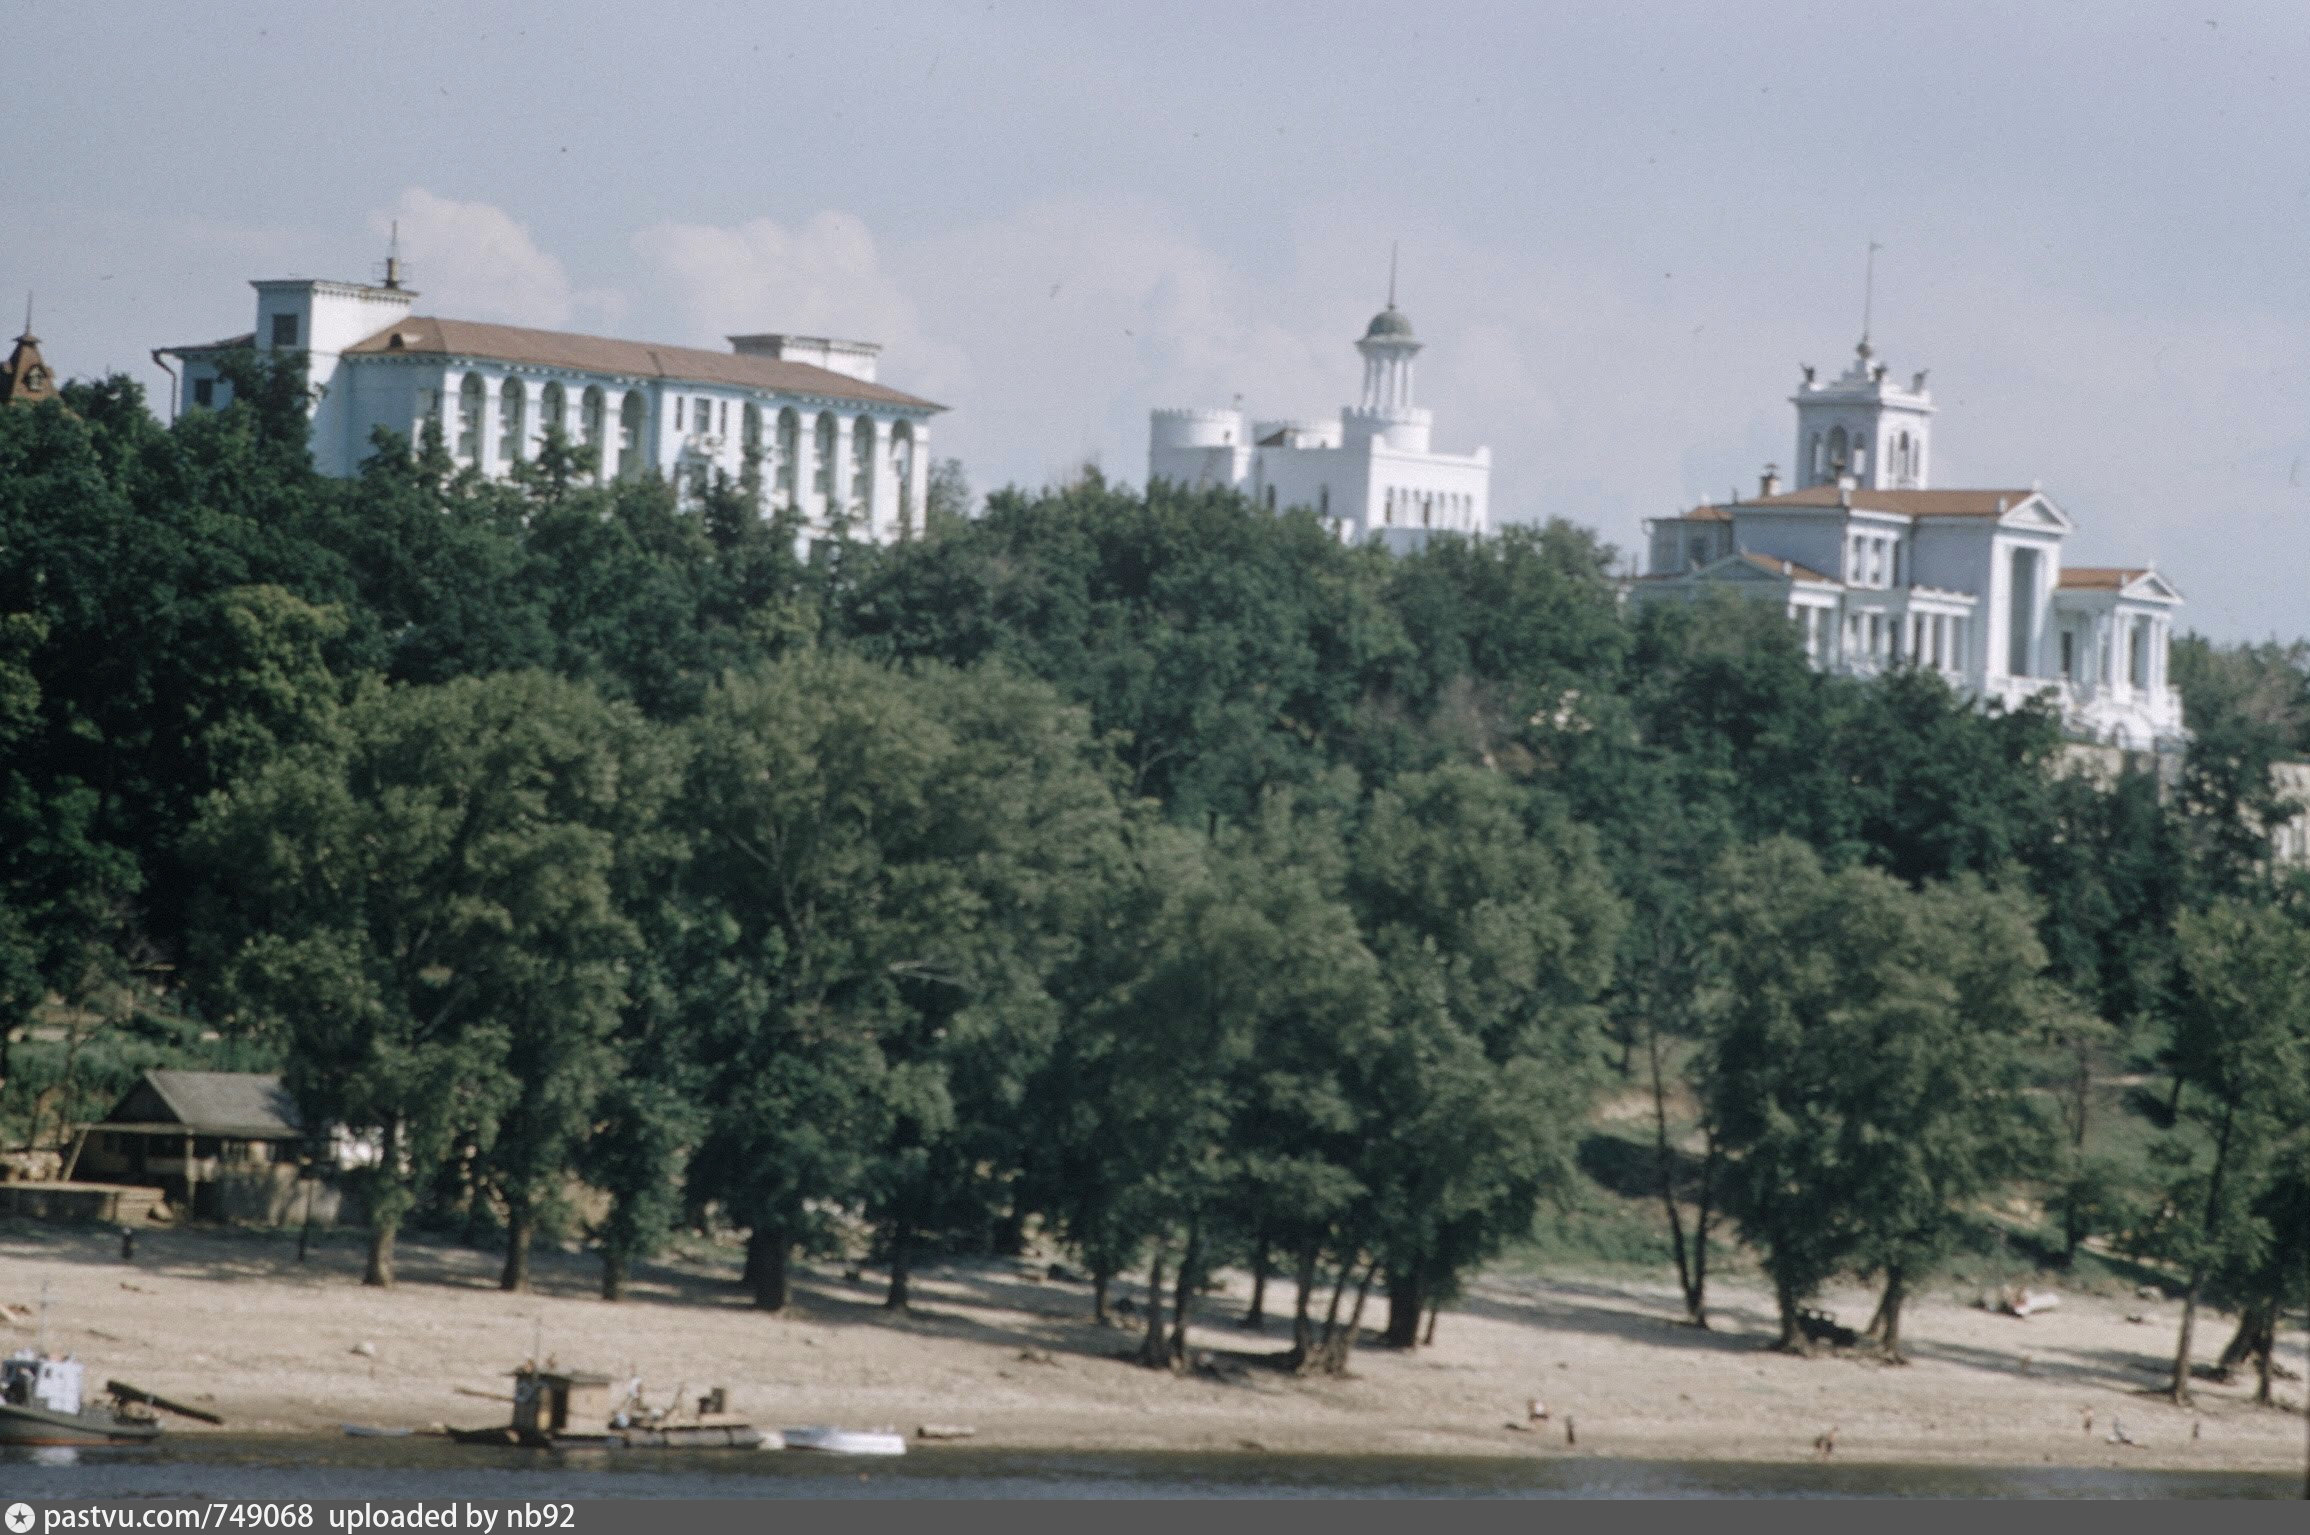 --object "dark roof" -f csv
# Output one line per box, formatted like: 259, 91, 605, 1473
100, 1071, 302, 1139
1, 331, 61, 408
1362, 305, 1415, 341
340, 316, 941, 411
1743, 486, 2041, 519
